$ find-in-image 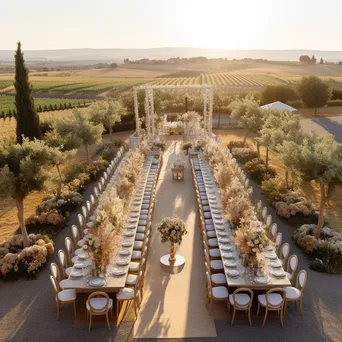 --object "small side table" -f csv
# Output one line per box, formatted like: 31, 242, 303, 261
171, 167, 184, 180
